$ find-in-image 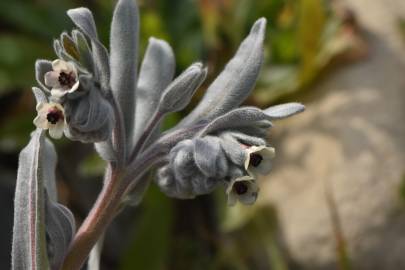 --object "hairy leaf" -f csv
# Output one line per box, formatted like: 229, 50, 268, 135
35, 60, 52, 93
110, 0, 139, 149
264, 102, 305, 119
12, 130, 49, 270
180, 18, 267, 126
67, 8, 110, 91
158, 63, 207, 114
133, 37, 175, 146
32, 87, 47, 105
12, 130, 75, 270
198, 107, 271, 137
